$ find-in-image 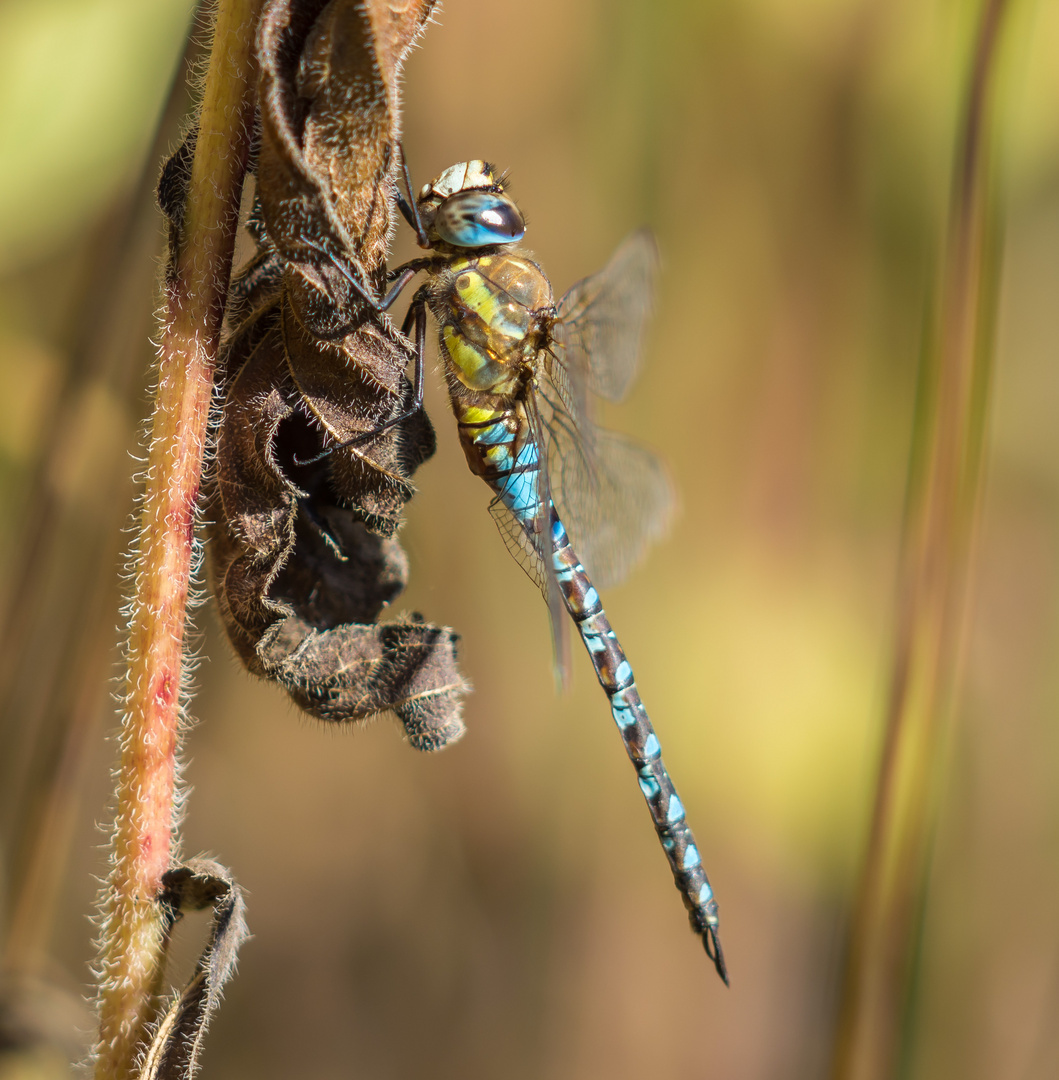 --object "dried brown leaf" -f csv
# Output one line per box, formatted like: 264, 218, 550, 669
206, 0, 467, 748
135, 862, 248, 1080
